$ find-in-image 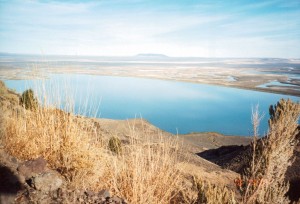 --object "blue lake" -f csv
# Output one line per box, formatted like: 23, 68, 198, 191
4, 74, 299, 136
